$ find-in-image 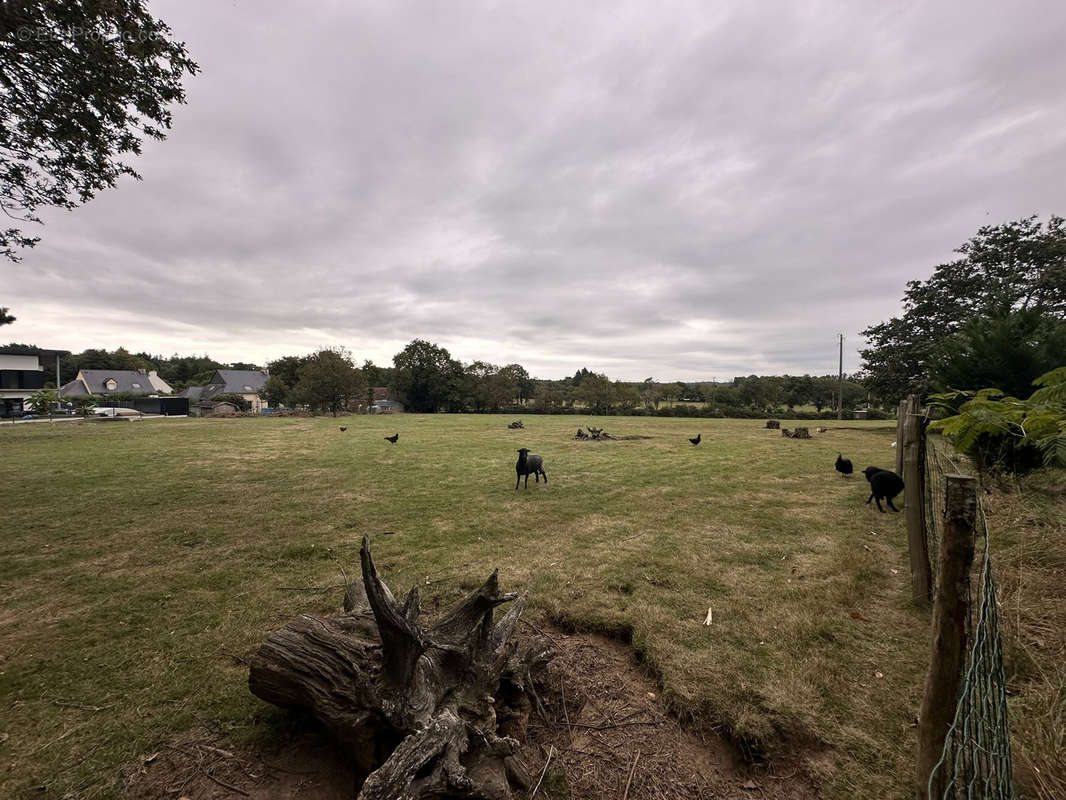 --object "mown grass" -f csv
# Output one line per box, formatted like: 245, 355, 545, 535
0, 414, 1021, 798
